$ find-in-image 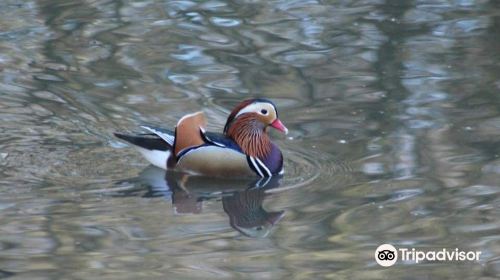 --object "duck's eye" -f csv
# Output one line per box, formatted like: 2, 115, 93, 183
260, 109, 268, 115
